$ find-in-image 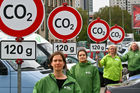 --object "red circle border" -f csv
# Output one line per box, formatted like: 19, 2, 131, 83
47, 6, 82, 40
0, 0, 44, 37
109, 25, 125, 44
87, 19, 110, 42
